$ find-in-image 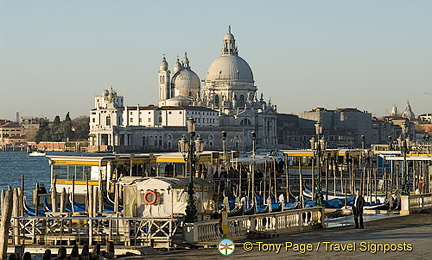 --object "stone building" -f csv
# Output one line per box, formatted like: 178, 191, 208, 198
0, 121, 25, 146
296, 107, 373, 148
89, 28, 278, 152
